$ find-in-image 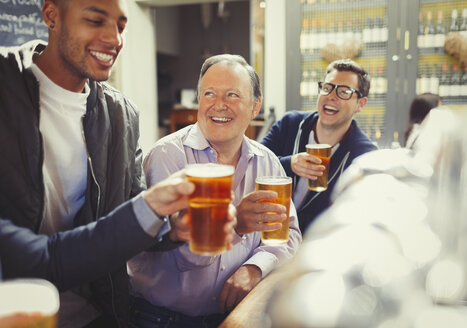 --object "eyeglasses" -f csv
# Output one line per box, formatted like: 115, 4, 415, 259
318, 82, 363, 100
